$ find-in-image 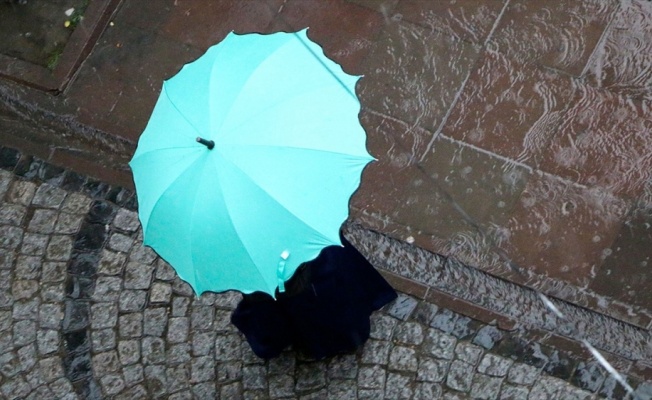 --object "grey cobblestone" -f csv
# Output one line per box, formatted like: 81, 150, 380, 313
500, 383, 529, 399
124, 261, 154, 289
167, 317, 190, 343
118, 339, 140, 365
107, 232, 133, 252
328, 354, 358, 380
414, 382, 443, 400
42, 261, 66, 282
167, 363, 190, 392
455, 341, 484, 365
358, 365, 385, 389
507, 362, 540, 386
91, 328, 116, 352
124, 363, 144, 385
471, 374, 503, 399
192, 331, 216, 356
36, 330, 59, 355
92, 276, 122, 301
1, 203, 27, 226
150, 281, 172, 303
0, 162, 645, 400
112, 209, 140, 232
328, 379, 357, 400
119, 312, 143, 338
361, 339, 390, 365
393, 321, 424, 345
144, 307, 168, 336
118, 290, 147, 312
389, 345, 418, 372
1, 225, 24, 250
386, 293, 418, 320
417, 357, 449, 383
478, 353, 513, 377
385, 372, 413, 399
369, 314, 396, 340
20, 232, 48, 255
32, 184, 66, 208
61, 192, 91, 214
15, 255, 40, 279
155, 259, 177, 281
54, 212, 84, 235
28, 209, 58, 234
424, 328, 456, 360
7, 180, 37, 206
446, 359, 474, 392
191, 355, 216, 382
46, 235, 74, 261
243, 365, 267, 390
90, 303, 118, 329
168, 343, 192, 364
